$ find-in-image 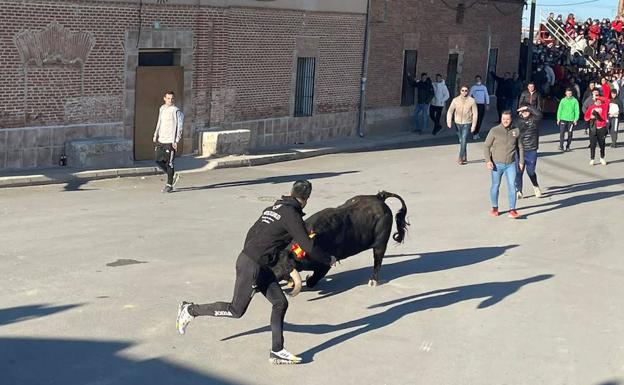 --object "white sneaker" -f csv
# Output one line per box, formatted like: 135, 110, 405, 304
172, 173, 181, 187
600, 158, 607, 166
589, 159, 595, 166
269, 349, 302, 365
533, 186, 542, 198
516, 191, 523, 200
176, 301, 194, 335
